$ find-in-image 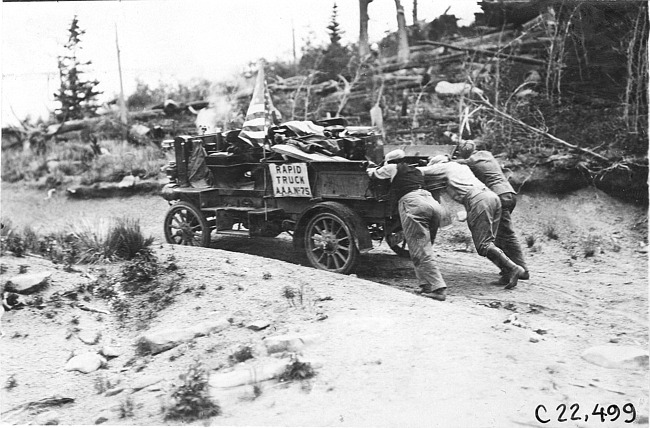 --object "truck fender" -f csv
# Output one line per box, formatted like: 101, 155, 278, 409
293, 201, 373, 253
